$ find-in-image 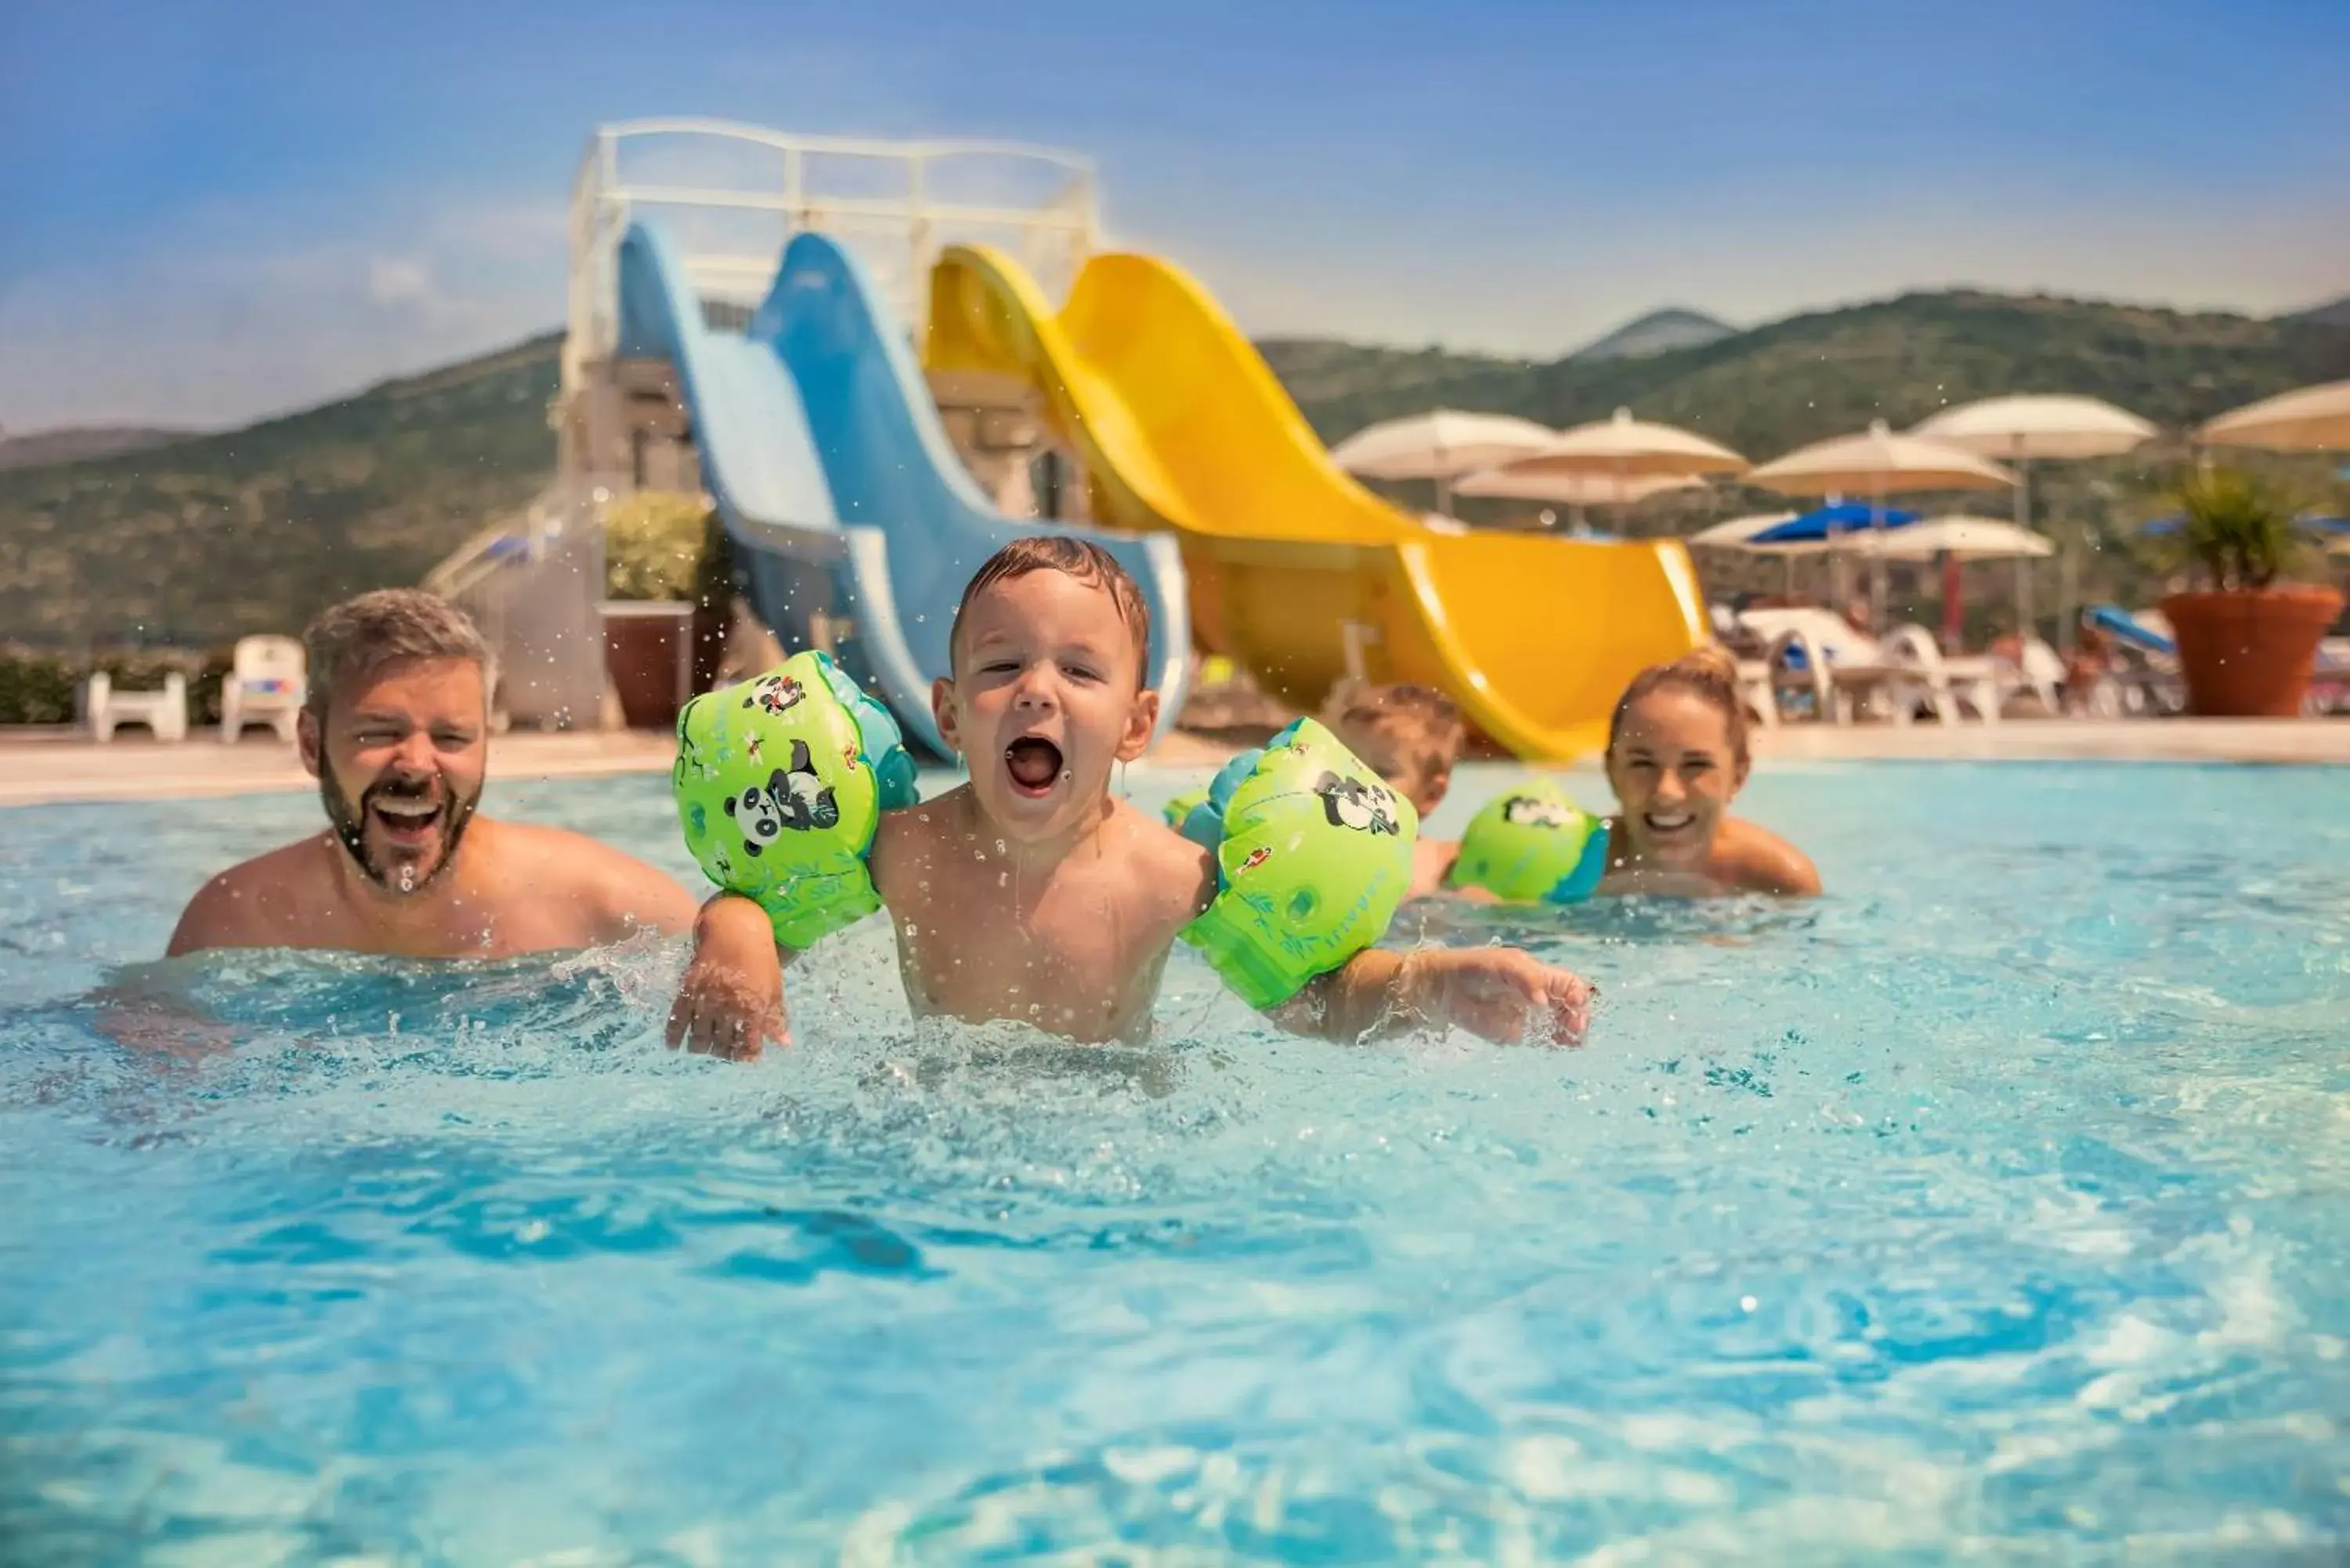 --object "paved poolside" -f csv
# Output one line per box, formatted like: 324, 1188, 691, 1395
1, 718, 2345, 808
